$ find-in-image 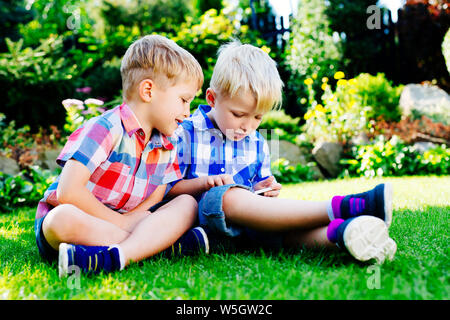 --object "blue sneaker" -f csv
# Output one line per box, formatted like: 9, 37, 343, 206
335, 216, 397, 264
332, 183, 393, 227
58, 243, 123, 277
165, 227, 210, 257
